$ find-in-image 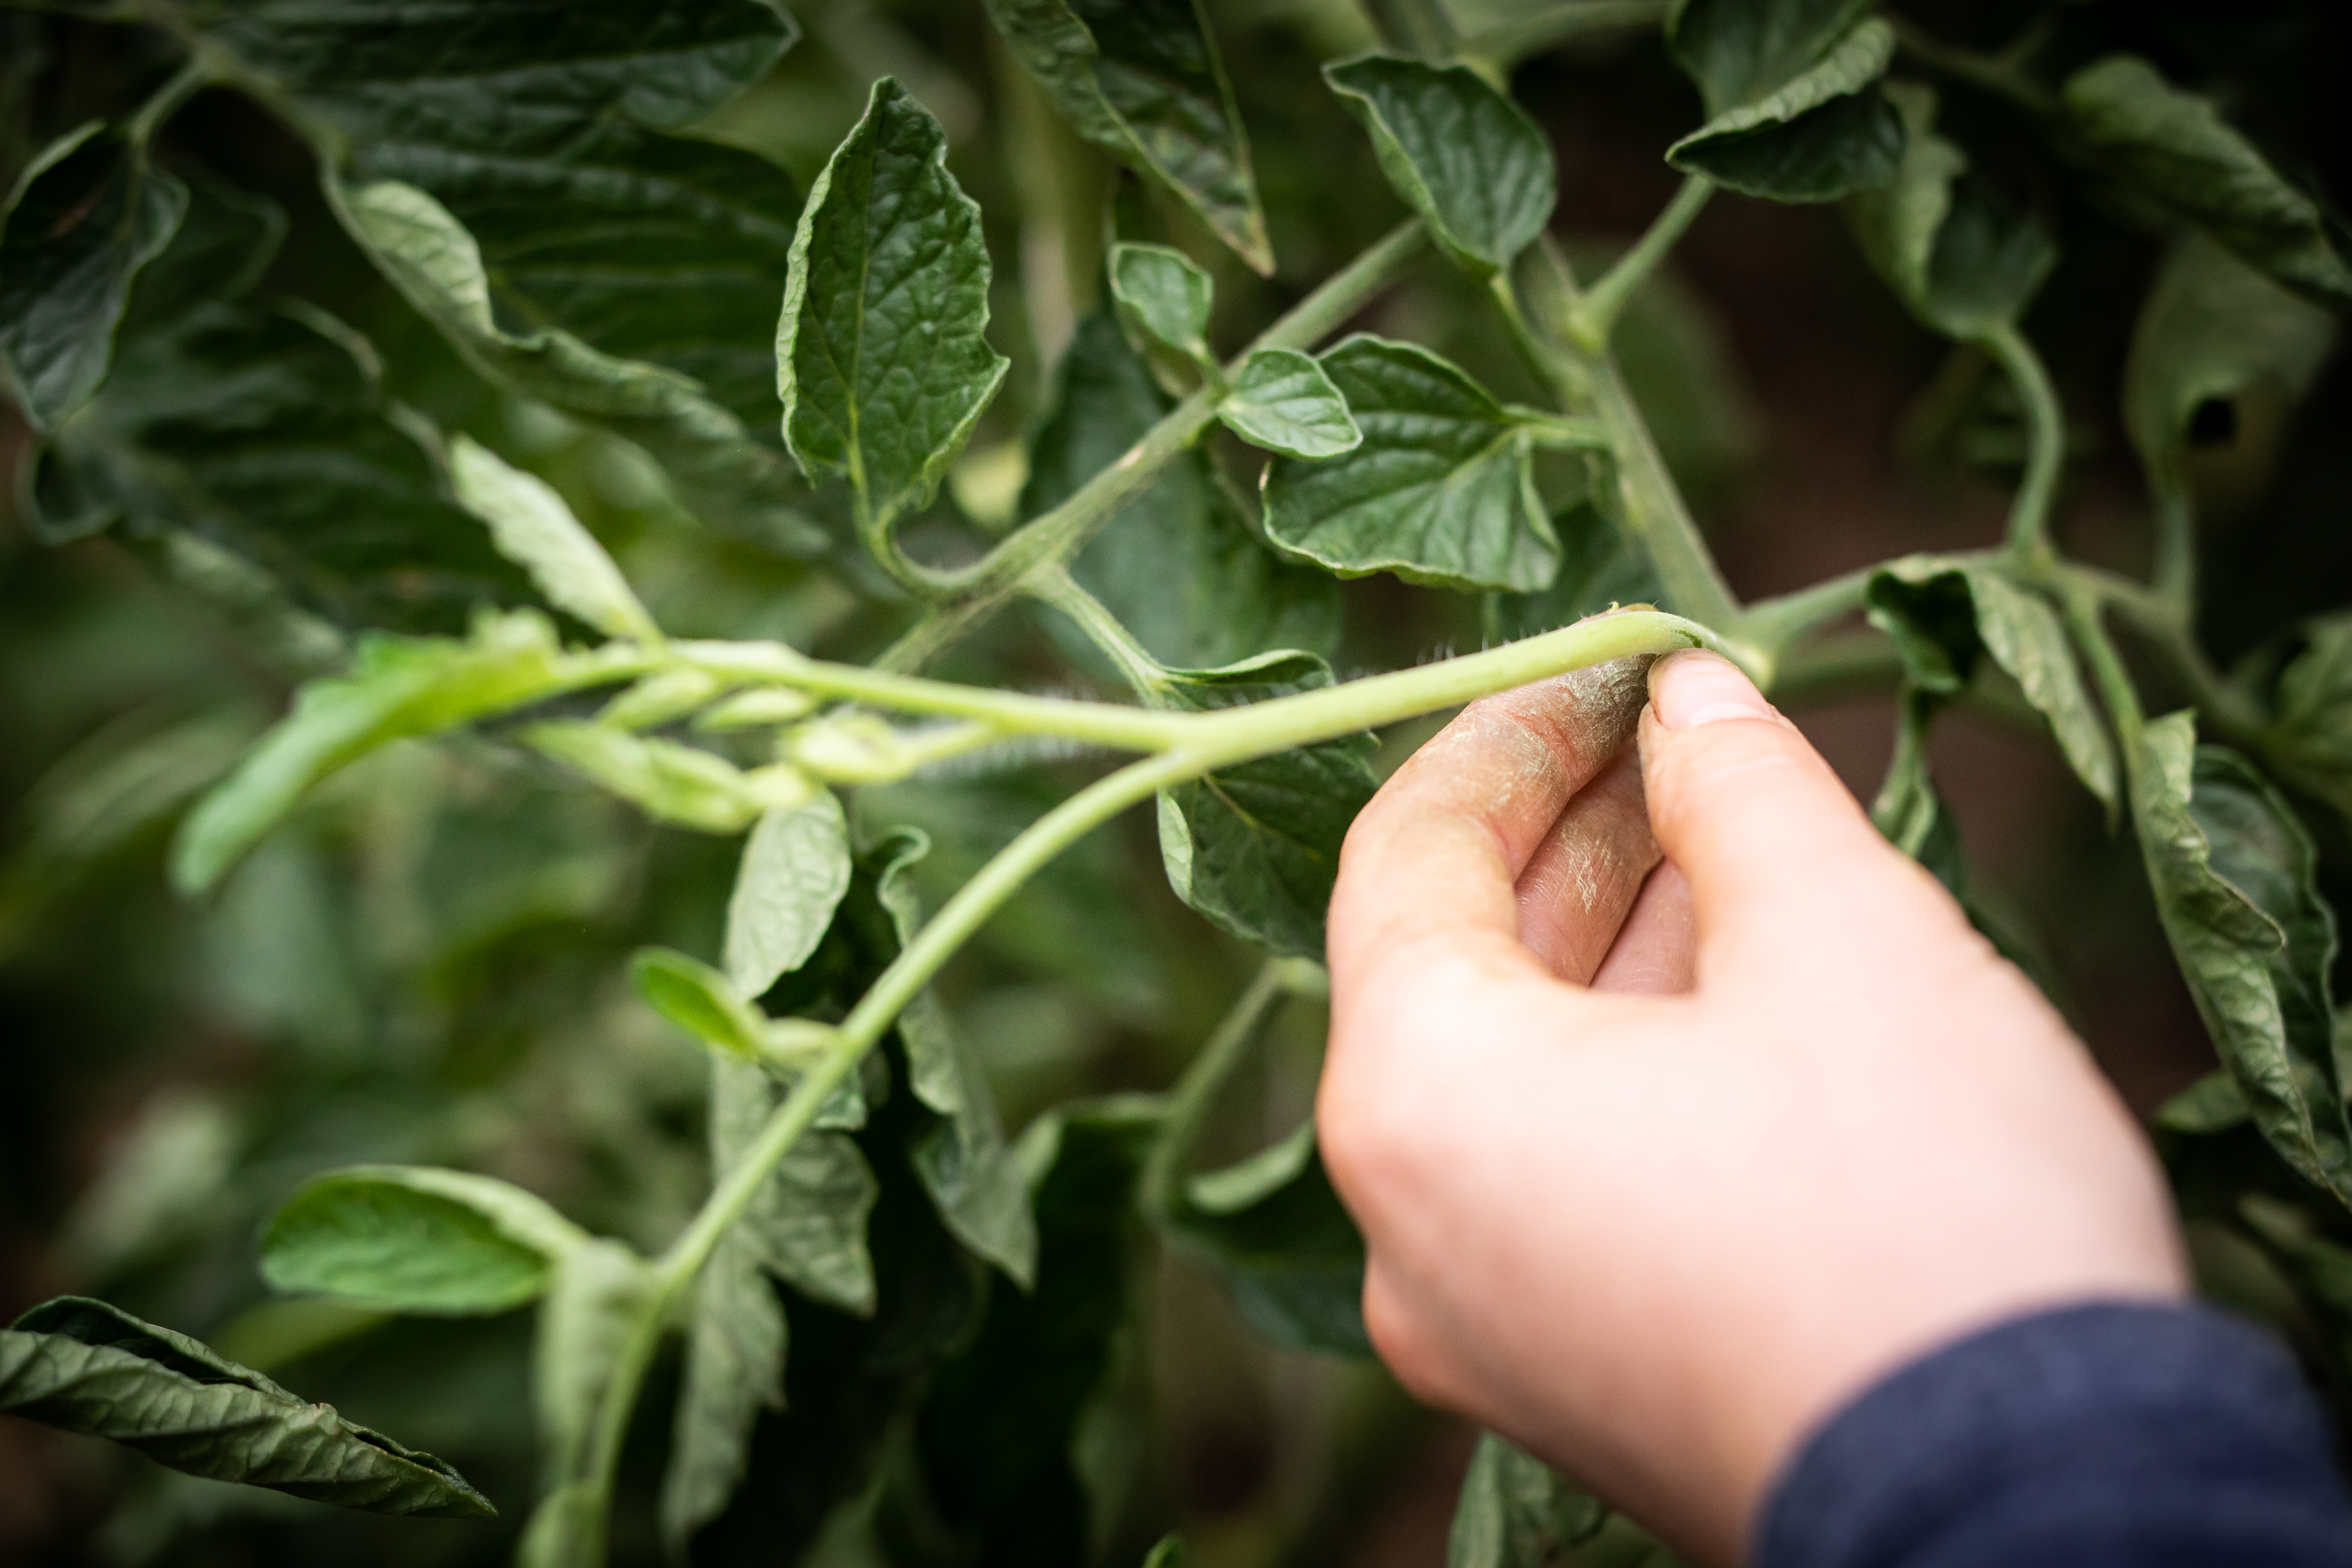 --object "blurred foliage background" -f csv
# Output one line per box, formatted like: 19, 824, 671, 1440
3, 0, 2350, 1563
